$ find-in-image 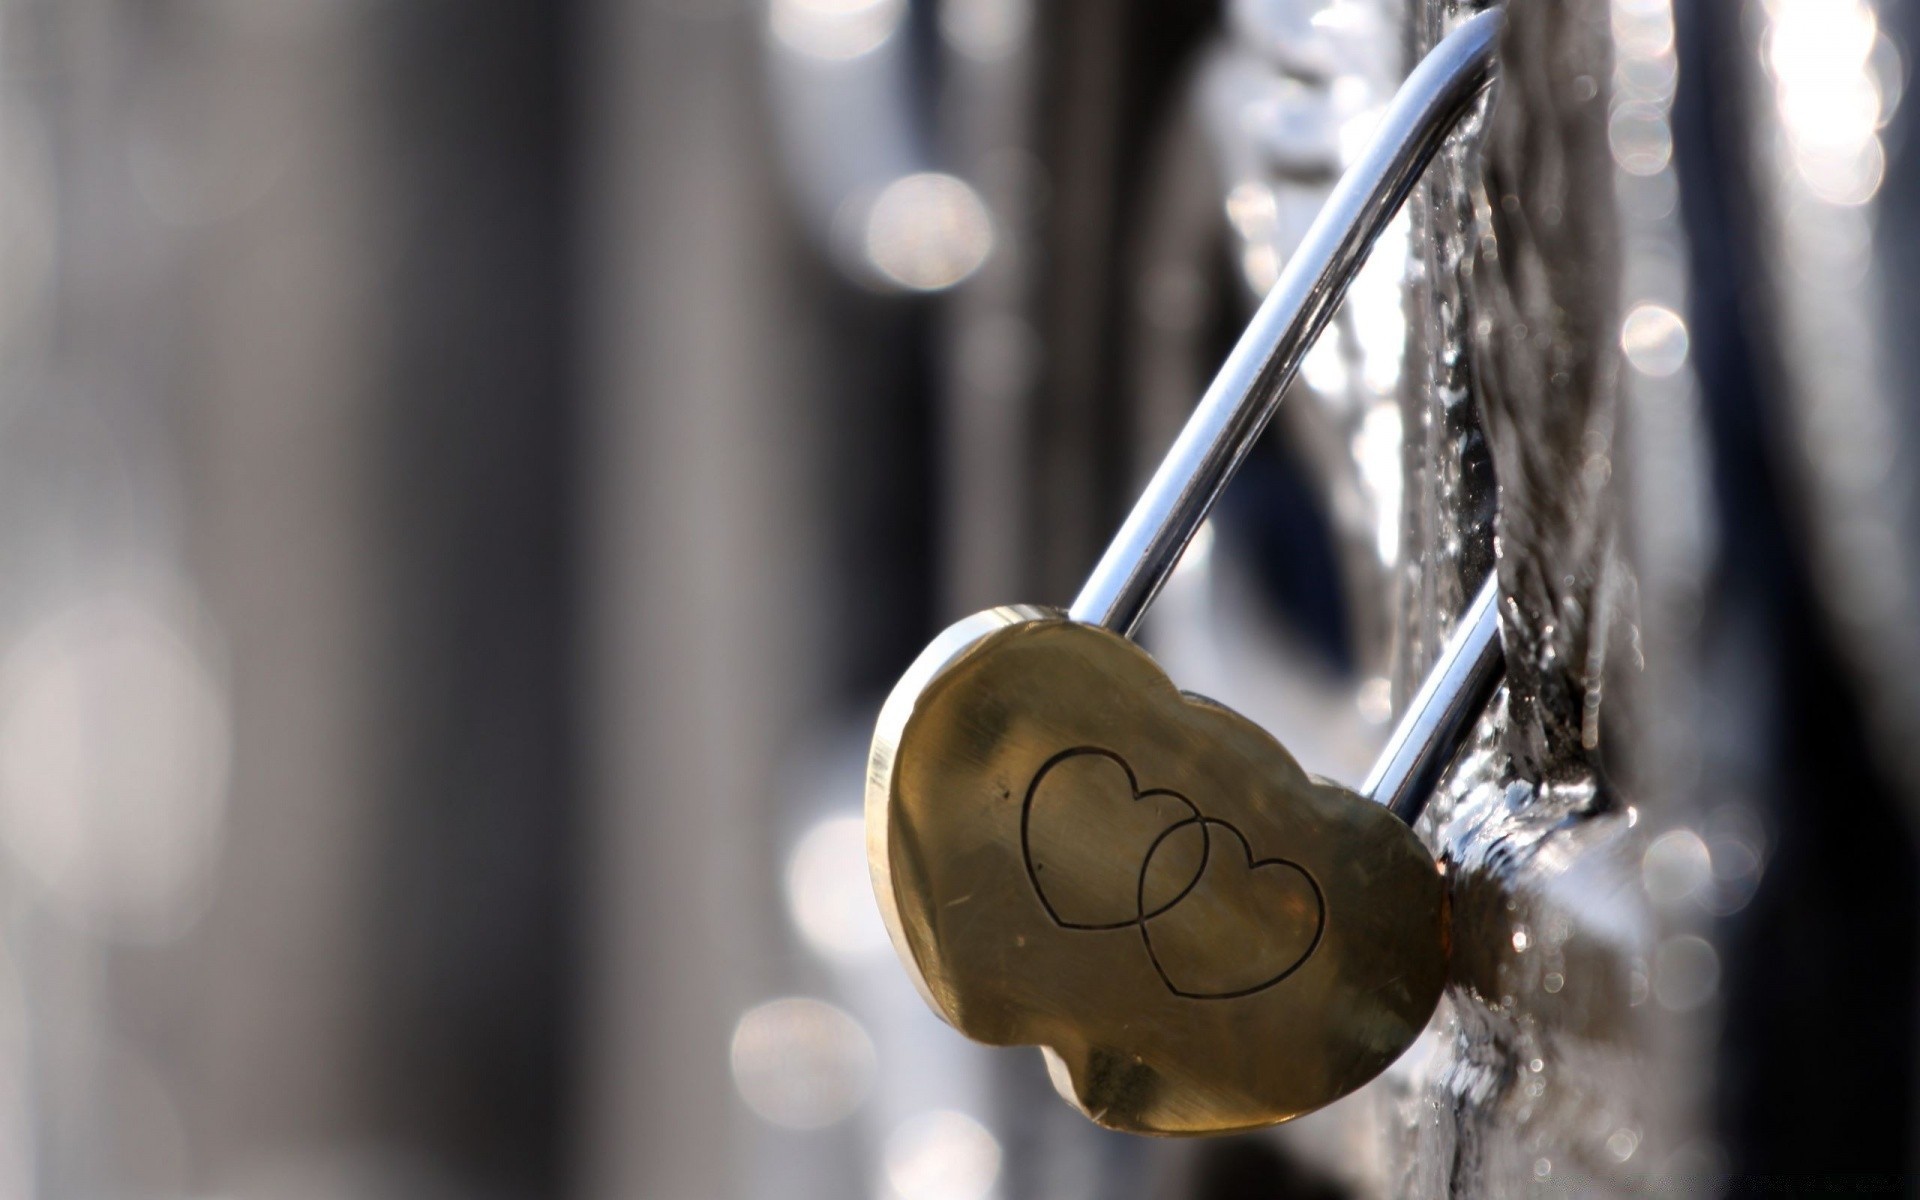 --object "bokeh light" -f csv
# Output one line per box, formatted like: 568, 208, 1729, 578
770, 0, 907, 62
787, 813, 891, 962
863, 173, 995, 292
1767, 0, 1888, 206
1653, 935, 1721, 1012
0, 595, 229, 941
939, 0, 1032, 63
1641, 828, 1711, 908
730, 997, 877, 1130
1620, 302, 1690, 378
882, 1110, 1002, 1200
